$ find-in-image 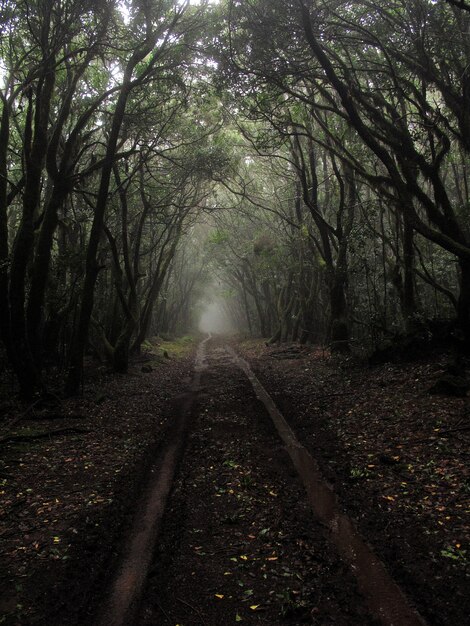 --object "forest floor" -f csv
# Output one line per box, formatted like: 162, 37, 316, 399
0, 336, 469, 625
